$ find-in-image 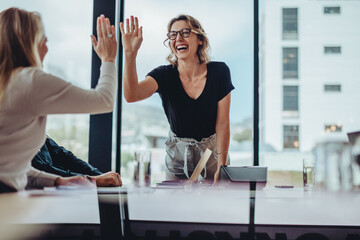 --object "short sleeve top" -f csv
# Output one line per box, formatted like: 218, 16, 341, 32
147, 61, 234, 141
